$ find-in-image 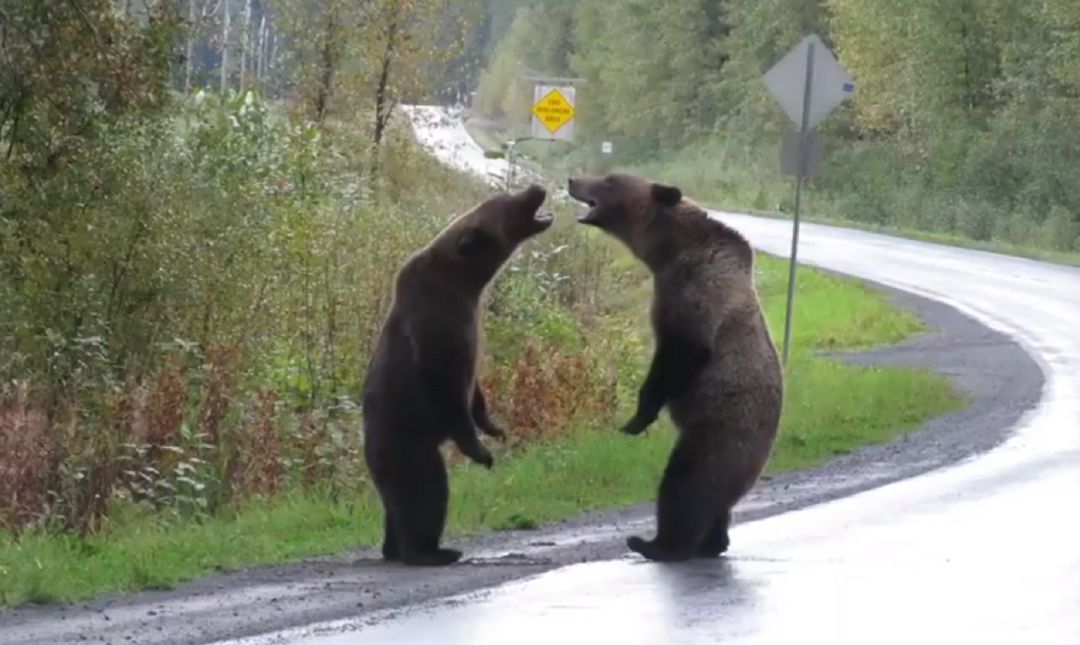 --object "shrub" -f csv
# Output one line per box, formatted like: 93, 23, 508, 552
0, 93, 635, 535
0, 384, 51, 531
